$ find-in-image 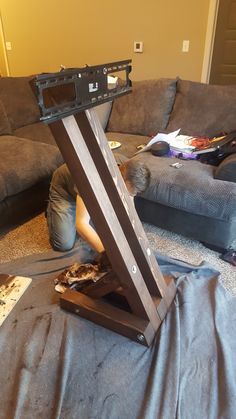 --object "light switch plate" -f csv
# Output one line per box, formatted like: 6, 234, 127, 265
182, 40, 189, 52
